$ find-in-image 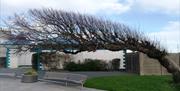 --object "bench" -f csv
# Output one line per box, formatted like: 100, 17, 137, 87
43, 72, 87, 88
0, 72, 24, 79
0, 73, 16, 77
